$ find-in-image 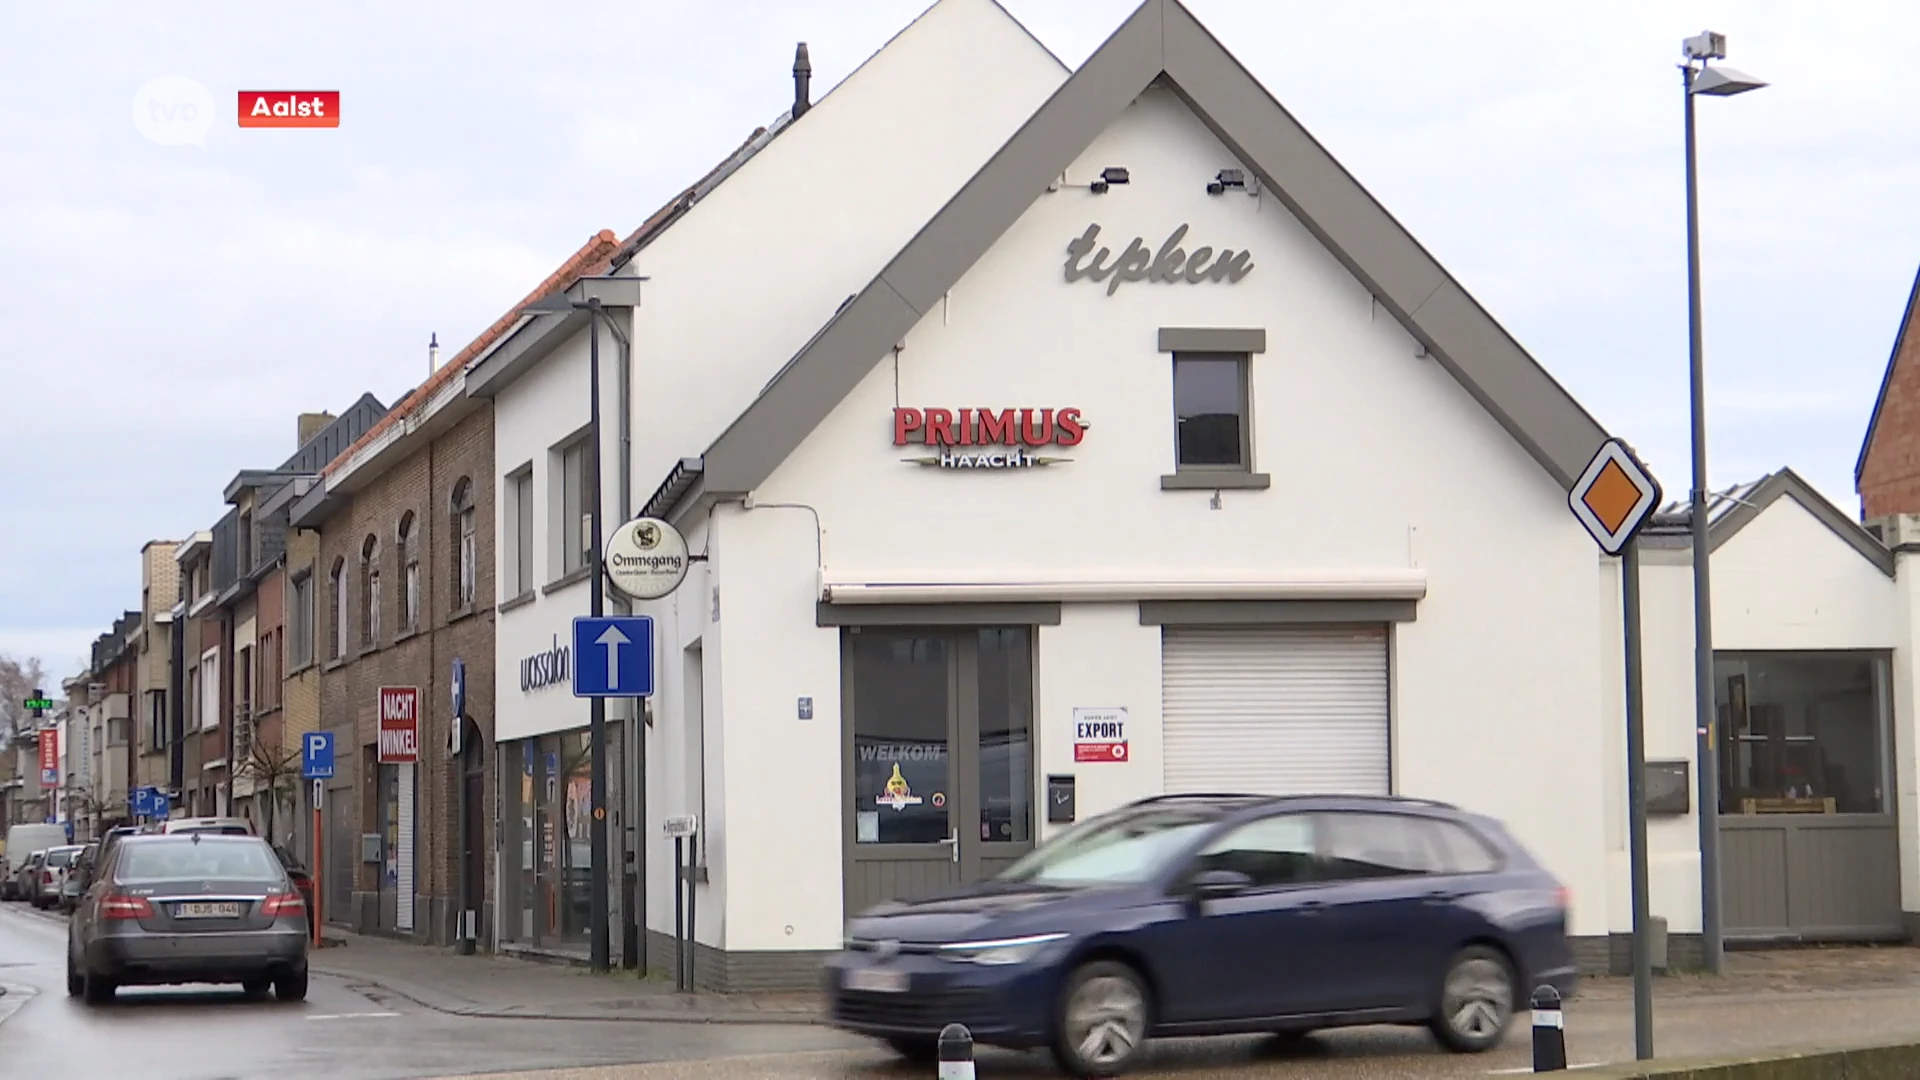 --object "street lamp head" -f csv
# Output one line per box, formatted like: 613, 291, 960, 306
1691, 64, 1768, 97
520, 293, 580, 318
1682, 31, 1727, 61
